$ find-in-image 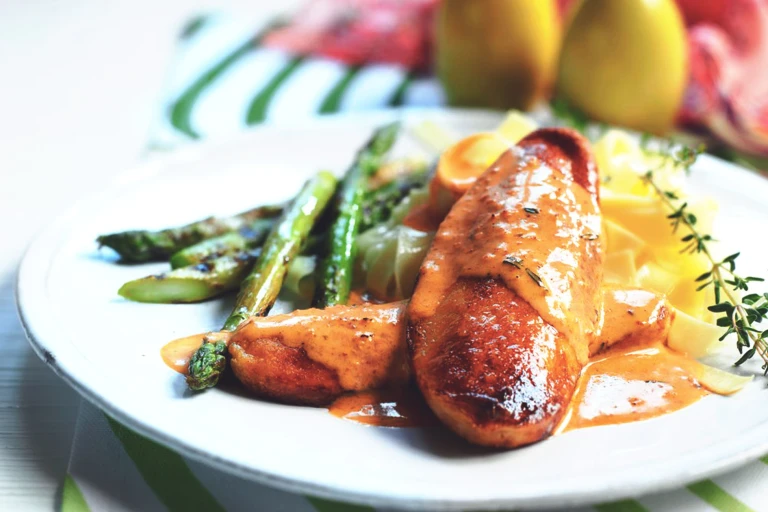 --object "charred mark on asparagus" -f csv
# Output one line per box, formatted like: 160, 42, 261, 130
98, 205, 282, 263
